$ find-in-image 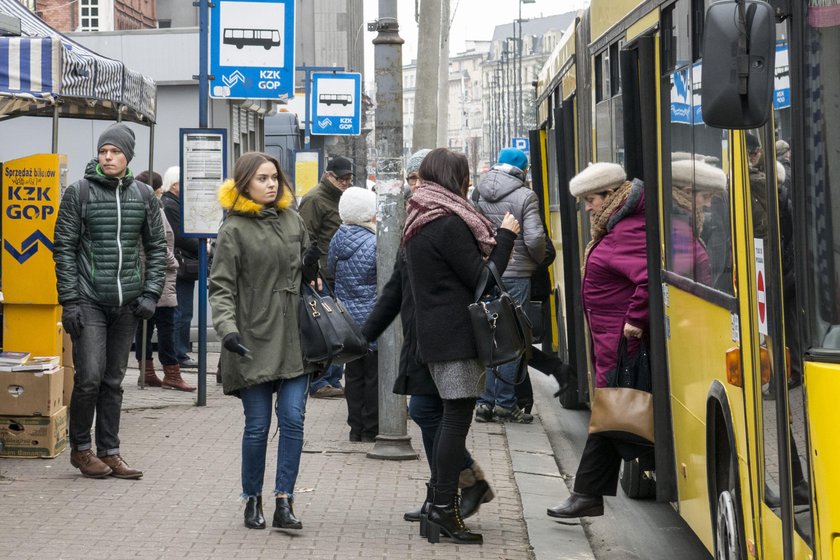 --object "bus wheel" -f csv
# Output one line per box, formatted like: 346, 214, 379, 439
236, 44, 244, 49
715, 489, 741, 560
264, 45, 271, 50
619, 459, 656, 499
